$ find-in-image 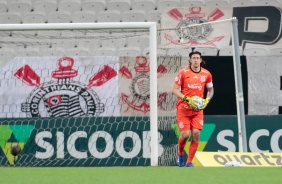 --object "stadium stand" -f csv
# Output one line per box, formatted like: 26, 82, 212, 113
269, 48, 282, 55
33, 0, 58, 16
167, 48, 192, 57
81, 0, 106, 15
256, 0, 279, 6
47, 11, 72, 23
101, 37, 127, 48
72, 11, 96, 23
146, 10, 161, 23
65, 48, 91, 56
97, 10, 121, 22
157, 0, 181, 10
132, 0, 156, 12
127, 36, 149, 52
0, 1, 7, 13
194, 47, 218, 56
0, 12, 21, 24
107, 0, 131, 12
7, 0, 32, 16
122, 10, 147, 22
231, 0, 255, 6
244, 48, 269, 56
205, 0, 230, 6
0, 0, 279, 58
181, 0, 205, 6
58, 0, 82, 14
93, 47, 116, 56
22, 12, 47, 24
117, 47, 141, 56
219, 46, 243, 56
